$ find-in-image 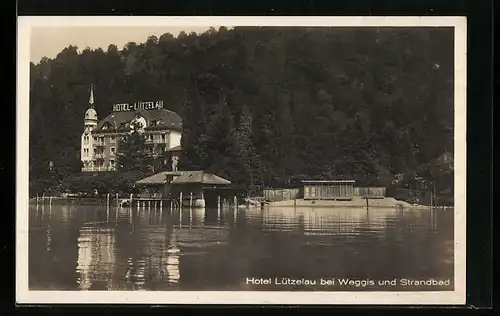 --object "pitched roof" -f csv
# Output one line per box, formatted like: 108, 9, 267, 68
94, 109, 182, 132
171, 171, 231, 185
169, 144, 181, 152
135, 171, 186, 185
